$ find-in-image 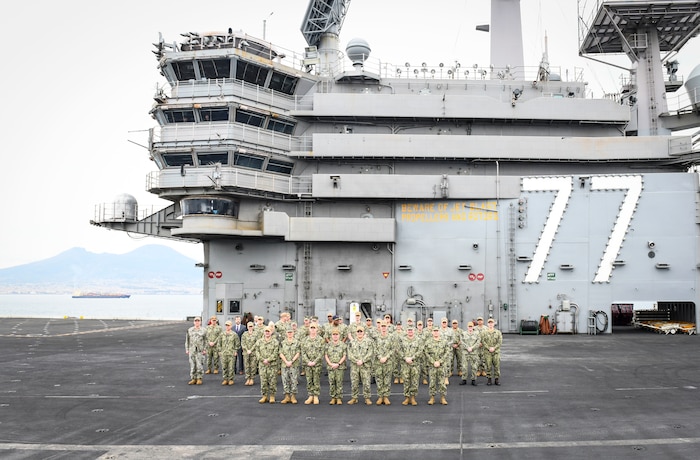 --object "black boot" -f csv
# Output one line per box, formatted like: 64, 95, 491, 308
459, 379, 467, 385
495, 378, 500, 386
471, 380, 477, 386
487, 377, 492, 385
